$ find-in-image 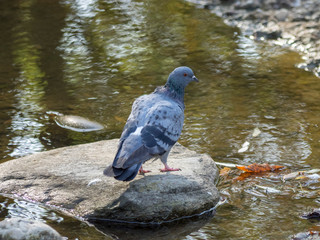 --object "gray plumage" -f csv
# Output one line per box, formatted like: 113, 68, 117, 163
104, 66, 198, 181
